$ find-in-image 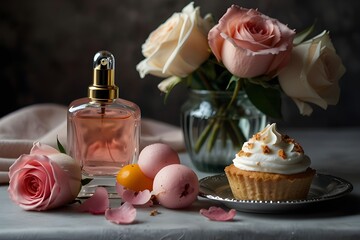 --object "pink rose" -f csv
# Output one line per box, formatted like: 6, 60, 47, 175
8, 142, 82, 211
208, 5, 295, 78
